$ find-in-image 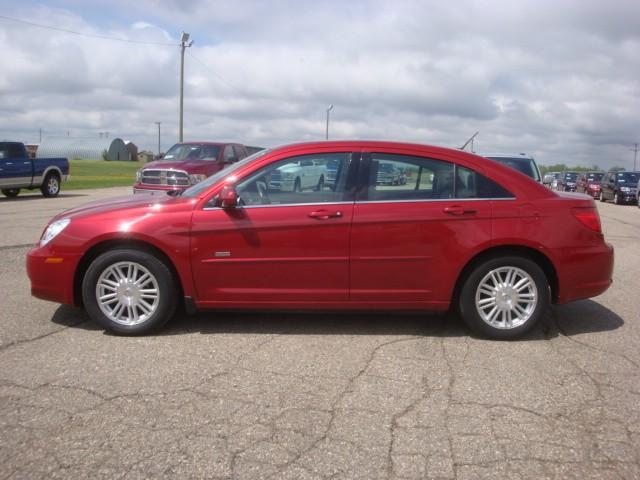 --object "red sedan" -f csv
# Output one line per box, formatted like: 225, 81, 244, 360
27, 141, 614, 339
